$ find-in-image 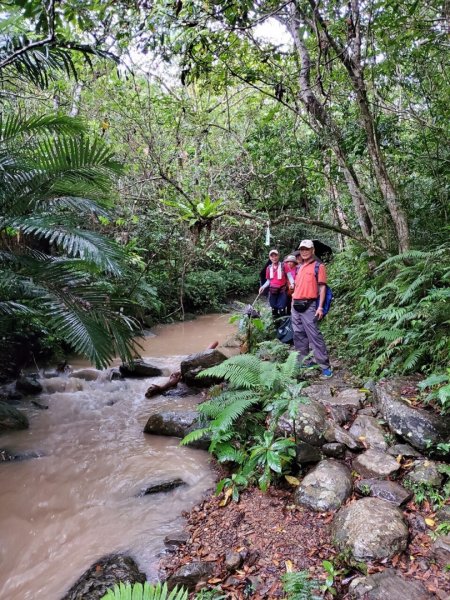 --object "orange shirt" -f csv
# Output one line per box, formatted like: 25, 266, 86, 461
292, 261, 327, 300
